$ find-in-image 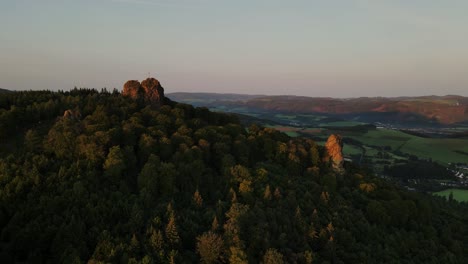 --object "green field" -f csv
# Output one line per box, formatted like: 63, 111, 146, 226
342, 144, 362, 156
284, 131, 300, 137
348, 129, 411, 149
275, 114, 297, 119
400, 137, 468, 164
433, 189, 468, 202
348, 129, 468, 164
319, 121, 365, 127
